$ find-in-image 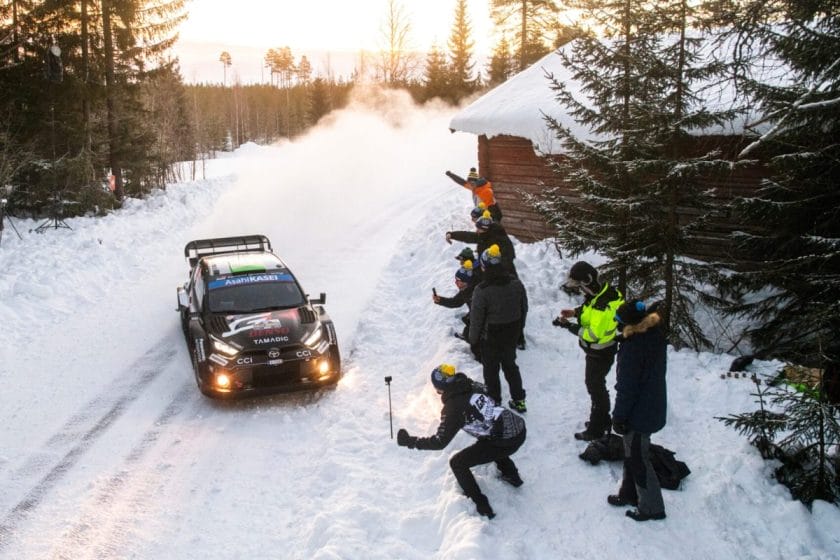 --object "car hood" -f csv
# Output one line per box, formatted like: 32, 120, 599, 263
206, 308, 319, 350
